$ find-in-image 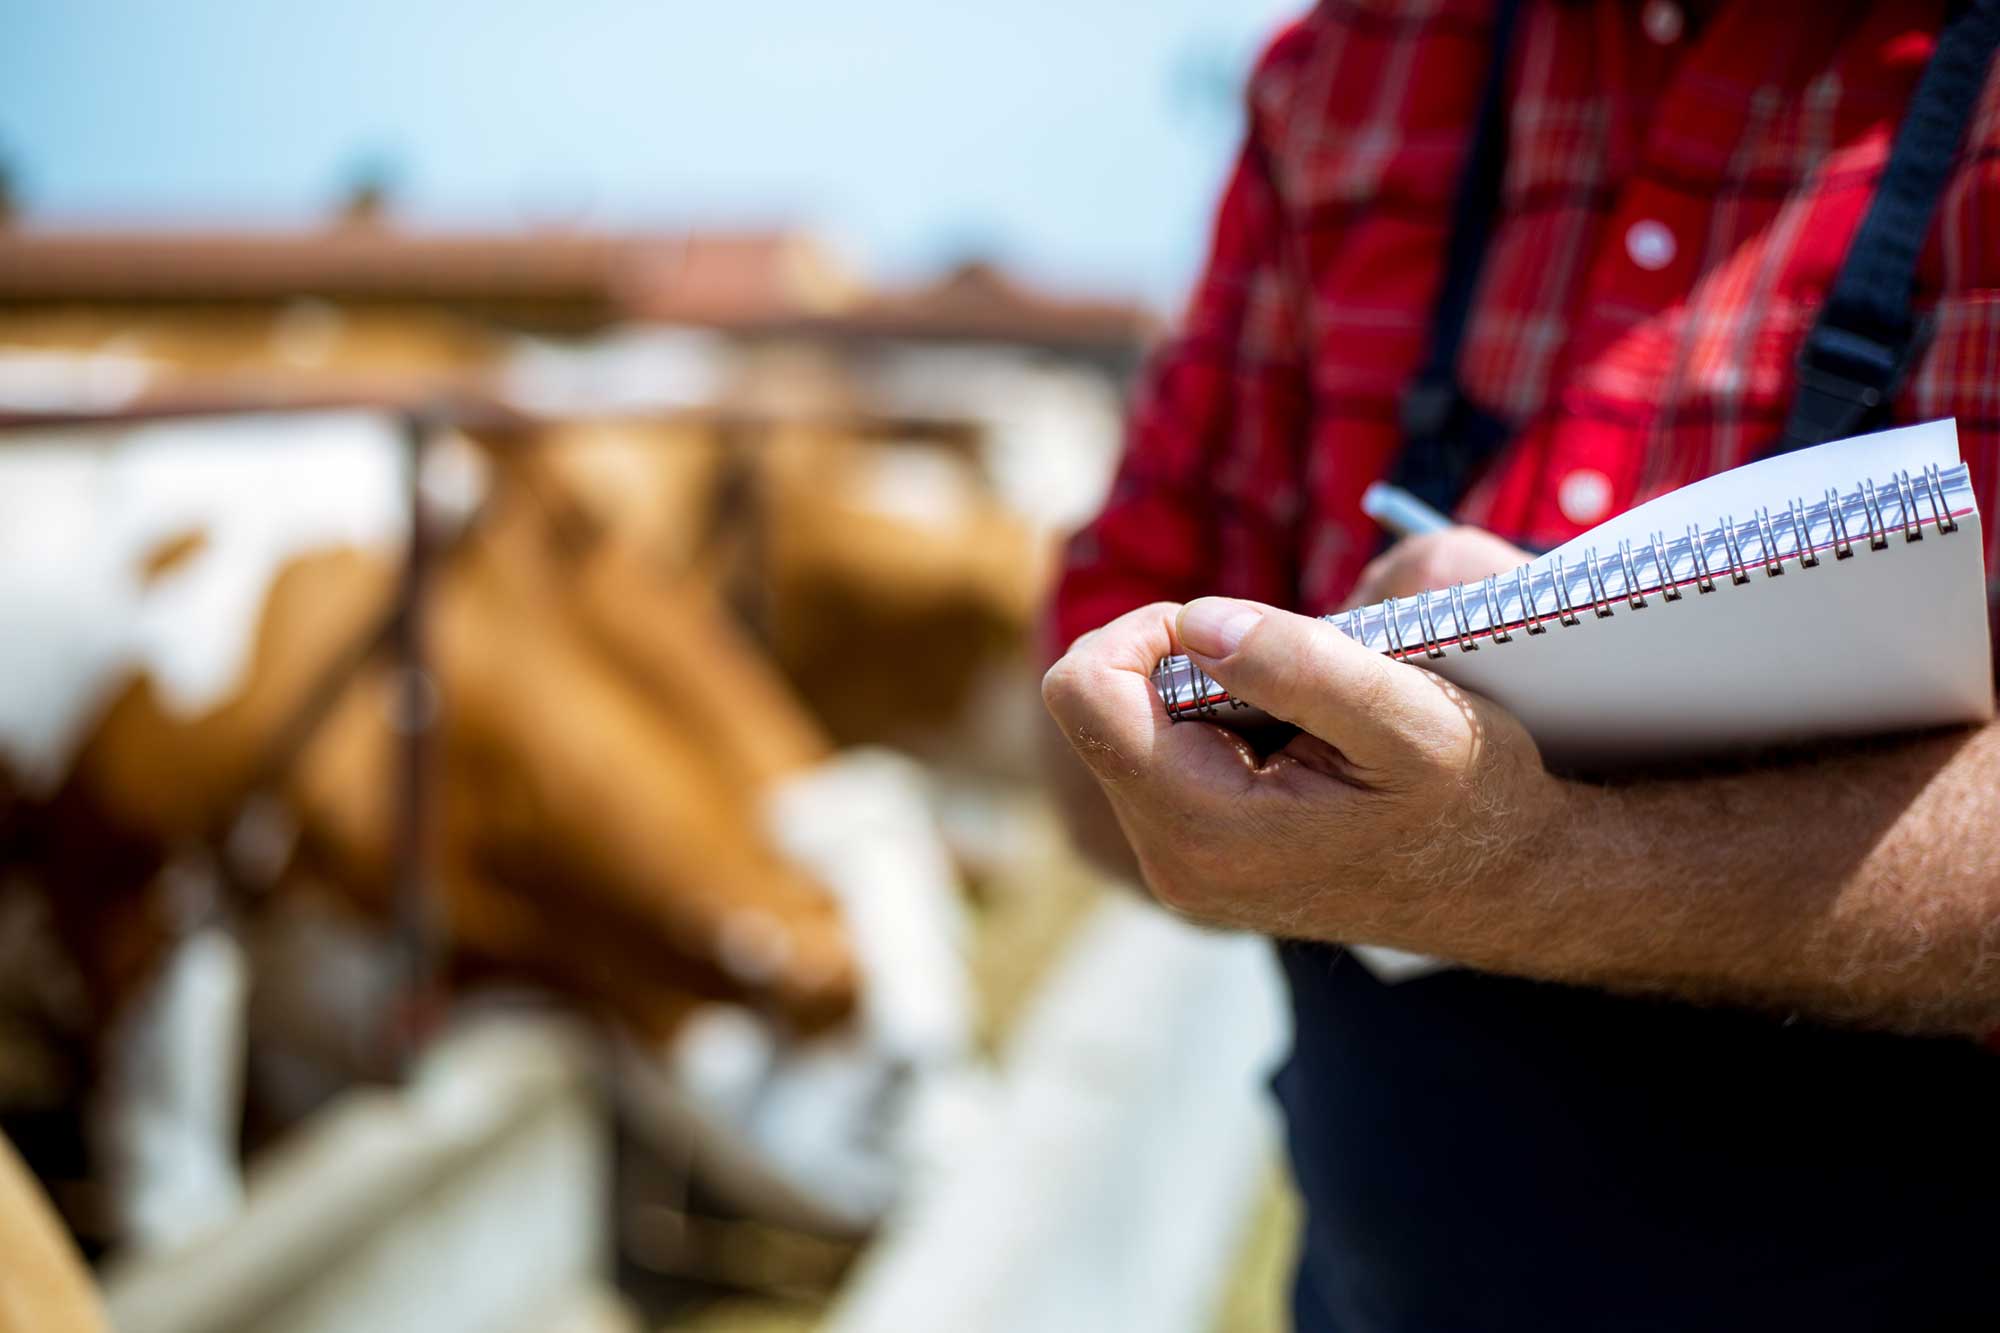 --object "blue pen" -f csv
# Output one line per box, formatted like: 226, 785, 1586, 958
1360, 481, 1454, 539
